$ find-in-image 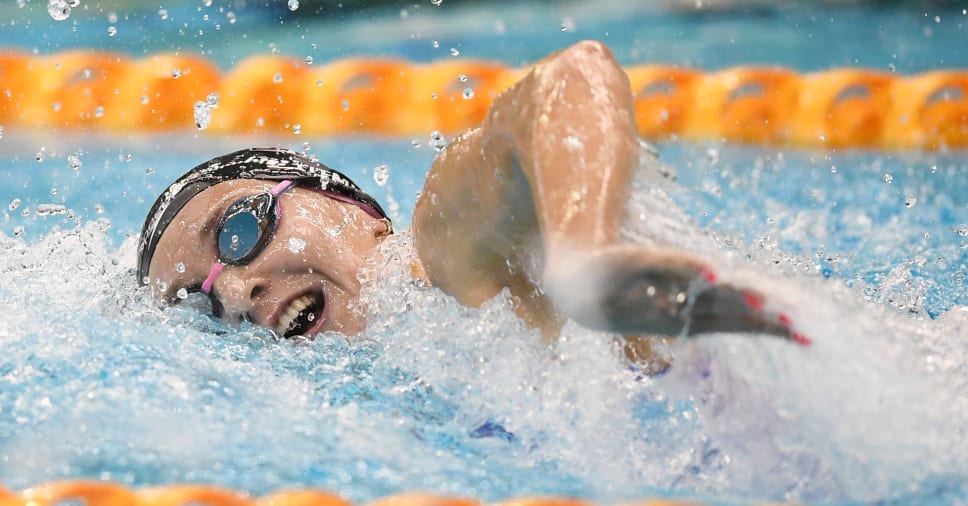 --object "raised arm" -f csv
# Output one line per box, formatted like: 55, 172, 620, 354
413, 41, 801, 347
